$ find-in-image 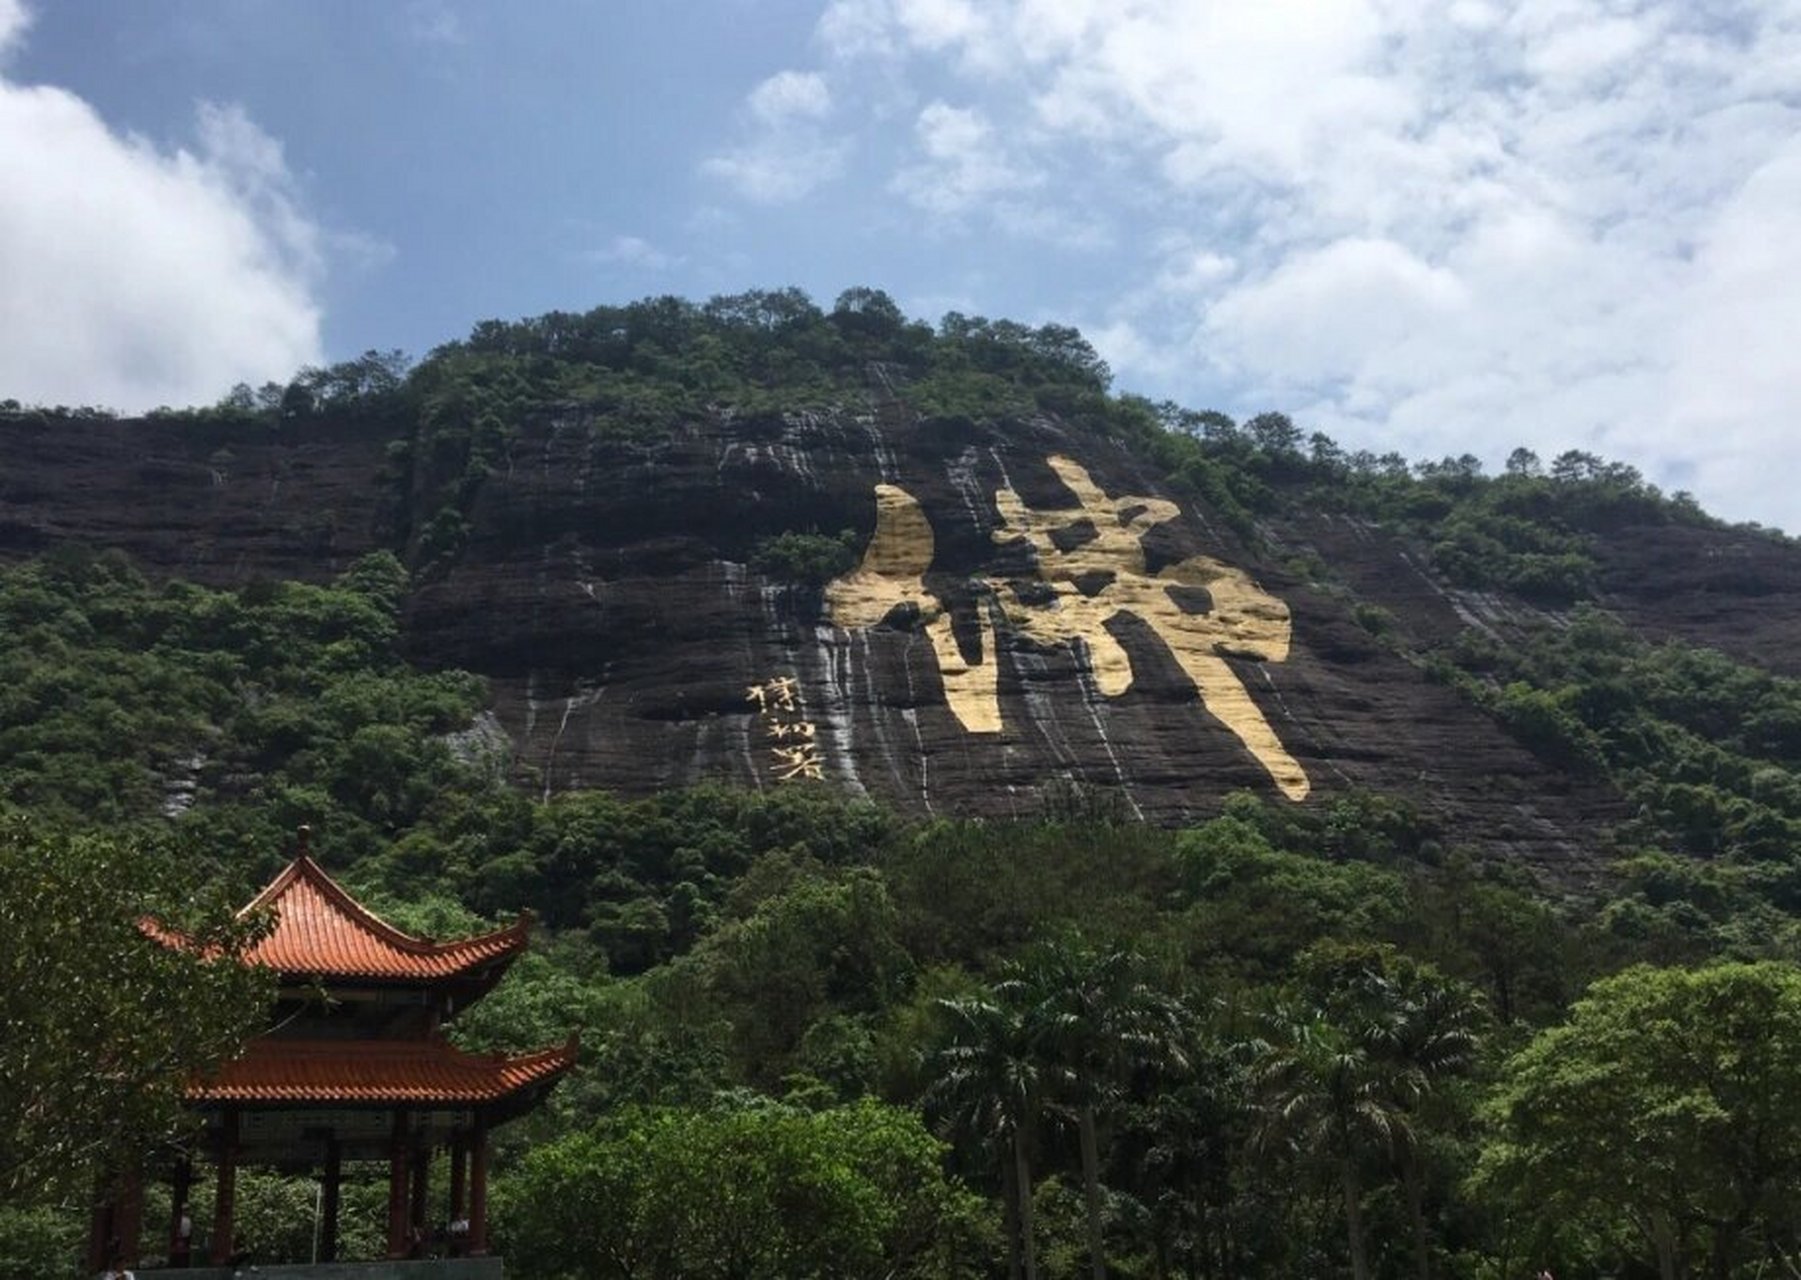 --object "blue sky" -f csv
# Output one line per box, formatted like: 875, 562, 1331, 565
3, 0, 1800, 530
